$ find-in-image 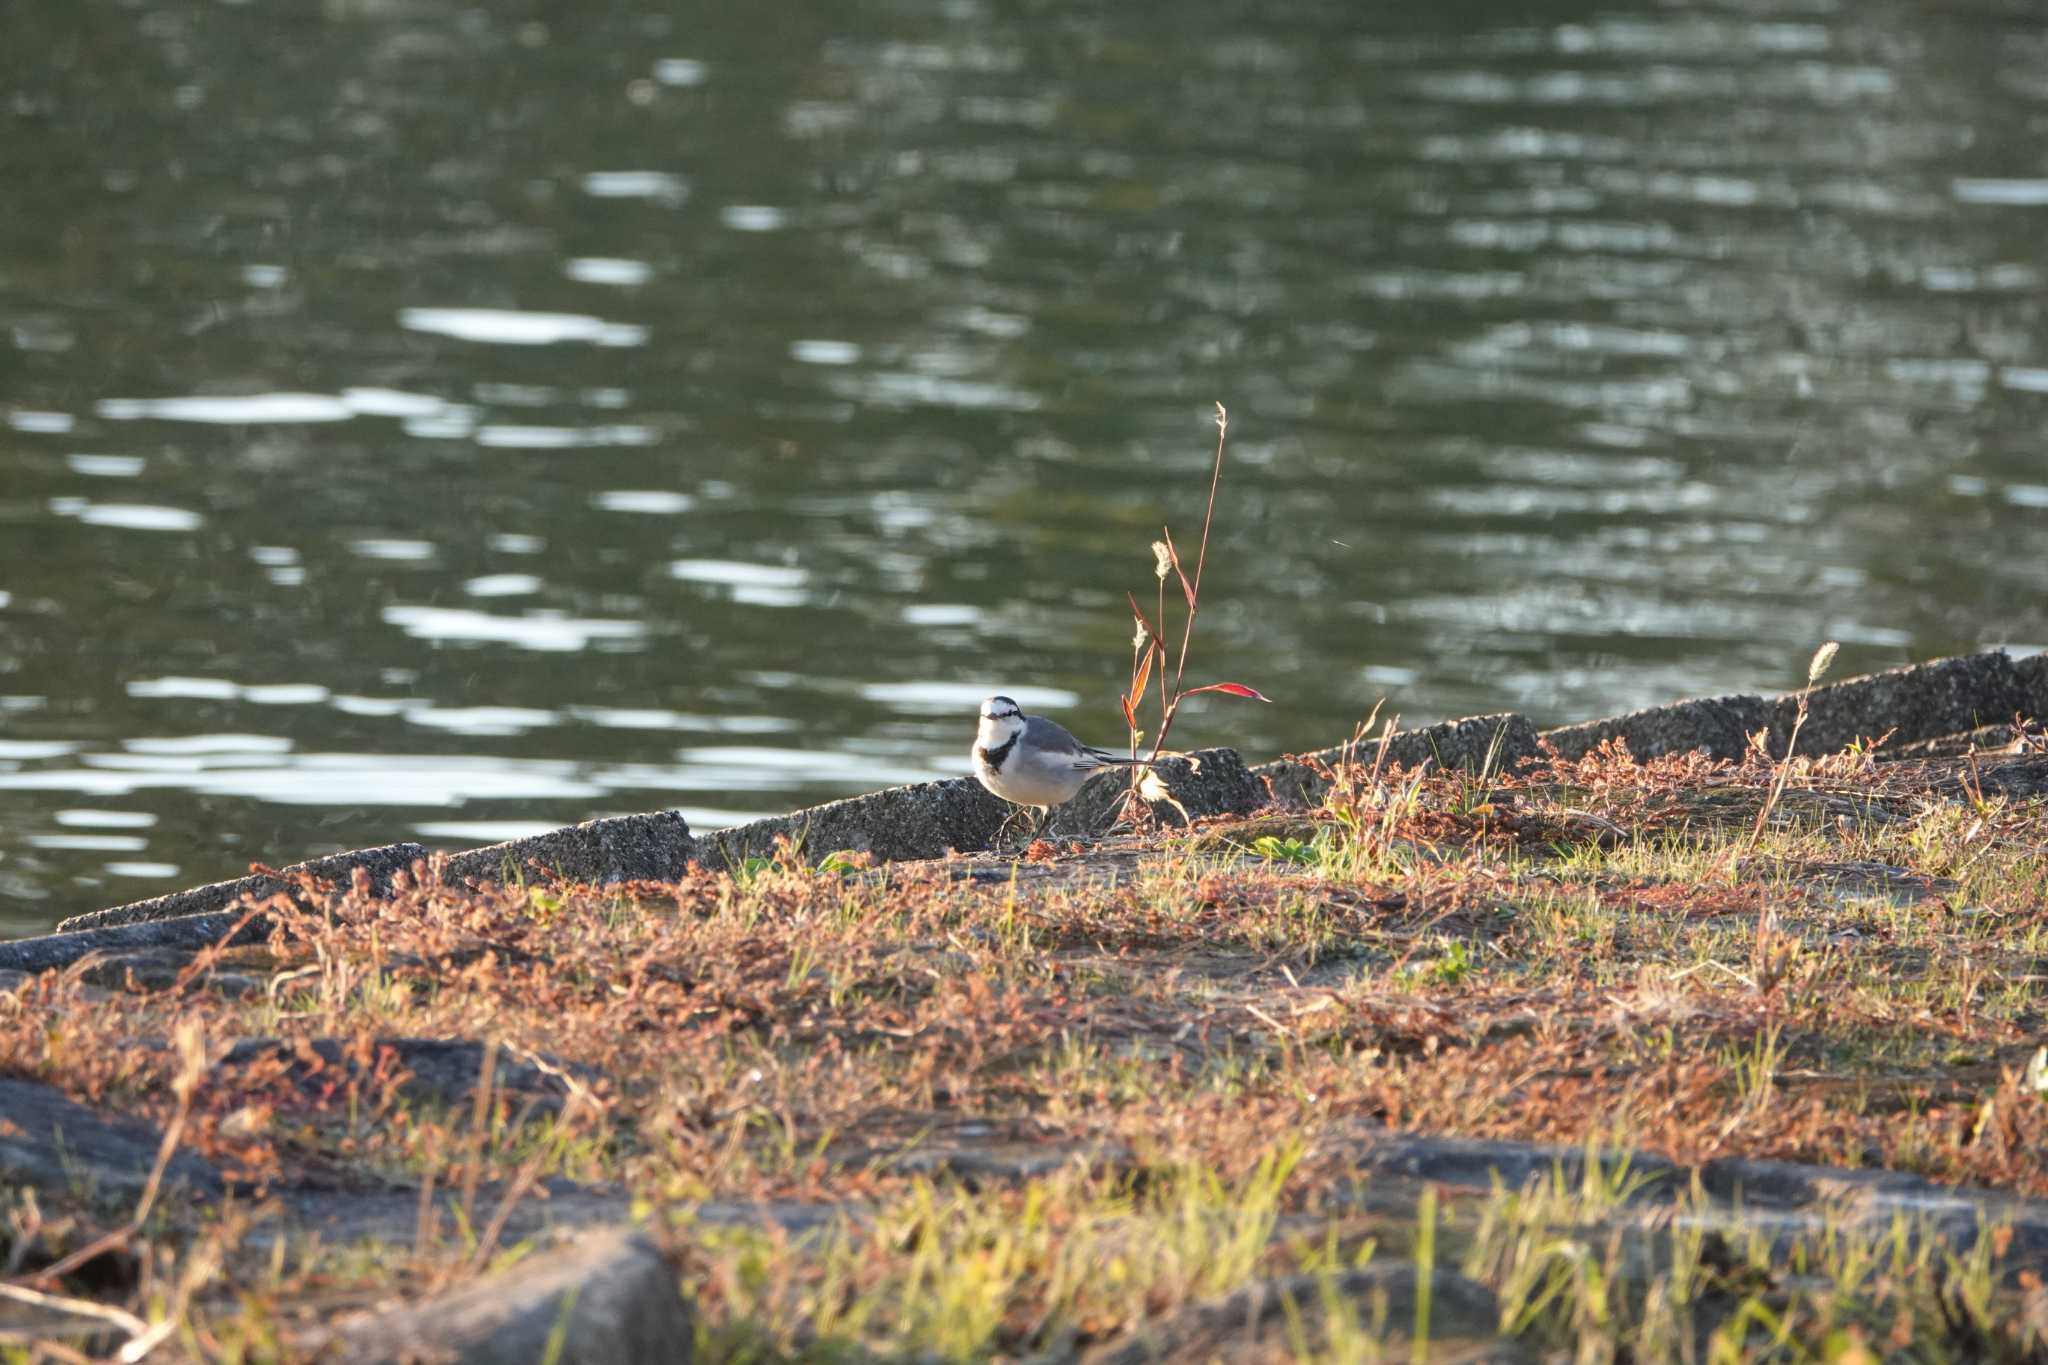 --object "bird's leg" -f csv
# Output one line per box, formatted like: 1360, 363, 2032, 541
1030, 806, 1052, 844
